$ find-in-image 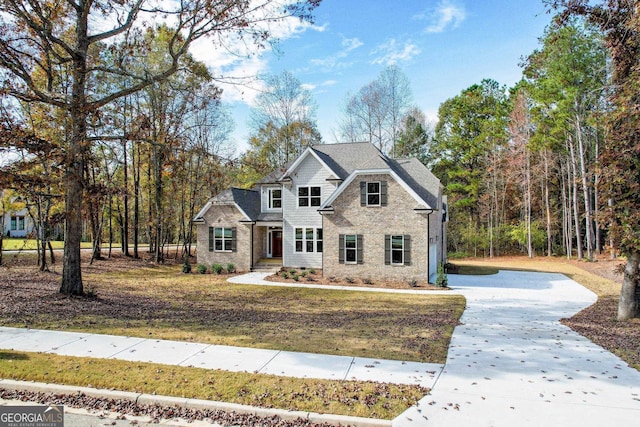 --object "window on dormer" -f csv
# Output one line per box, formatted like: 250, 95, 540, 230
269, 188, 282, 209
